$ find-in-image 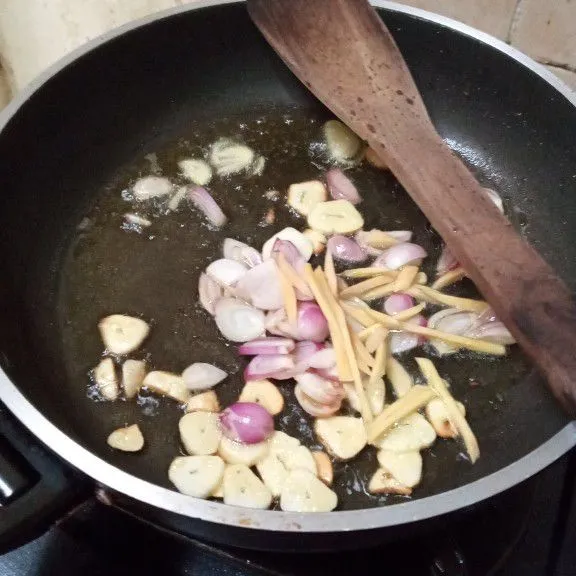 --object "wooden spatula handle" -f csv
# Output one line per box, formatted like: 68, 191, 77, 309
395, 131, 576, 416
248, 0, 576, 415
